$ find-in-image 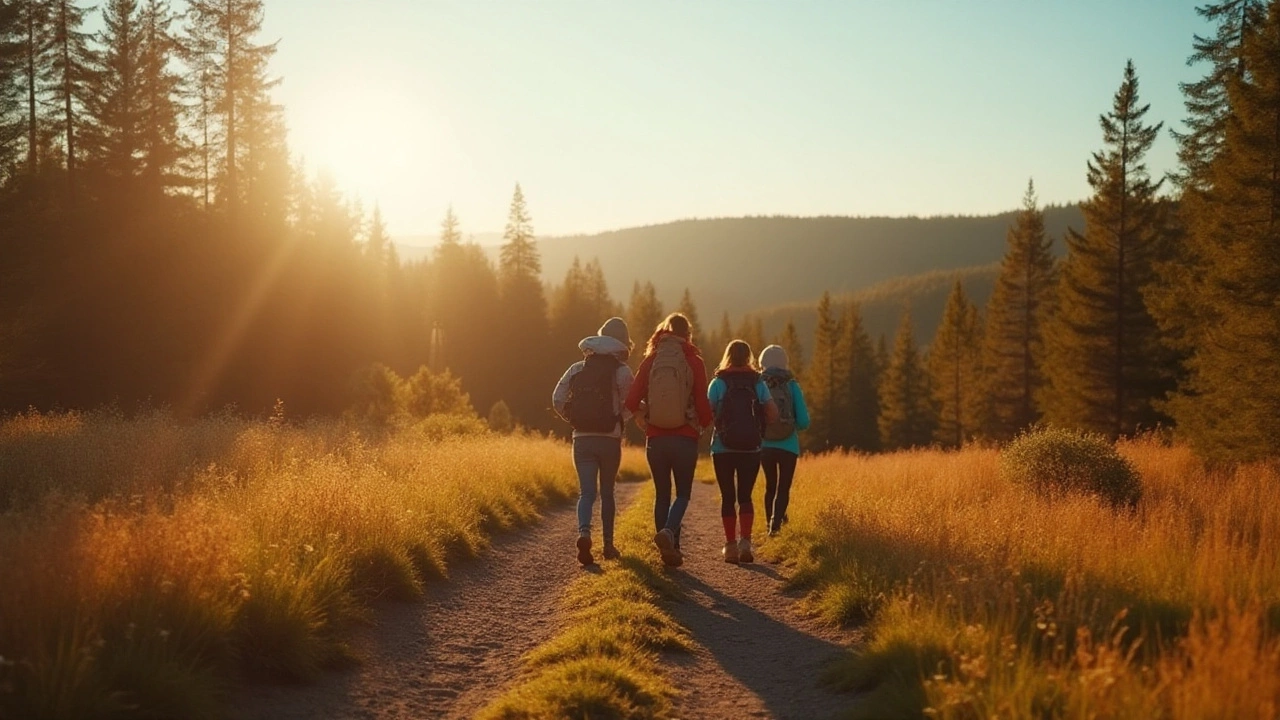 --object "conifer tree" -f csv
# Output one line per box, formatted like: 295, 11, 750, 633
776, 318, 805, 377
0, 2, 22, 177
708, 311, 732, 358
804, 291, 846, 451
496, 183, 550, 426
981, 180, 1057, 439
44, 0, 90, 200
626, 280, 663, 368
185, 0, 280, 216
1042, 61, 1172, 438
840, 303, 880, 451
879, 310, 936, 450
1172, 0, 1266, 191
81, 0, 183, 191
930, 281, 983, 447
676, 288, 702, 349
15, 0, 51, 176
430, 207, 501, 413
1158, 1, 1280, 462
